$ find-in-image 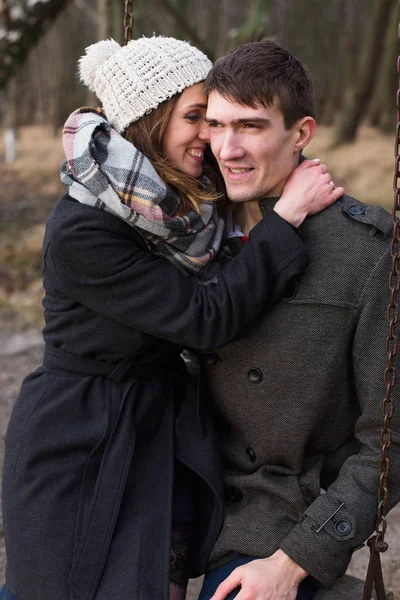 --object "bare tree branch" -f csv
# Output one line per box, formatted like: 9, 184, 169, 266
158, 0, 215, 61
0, 0, 70, 90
